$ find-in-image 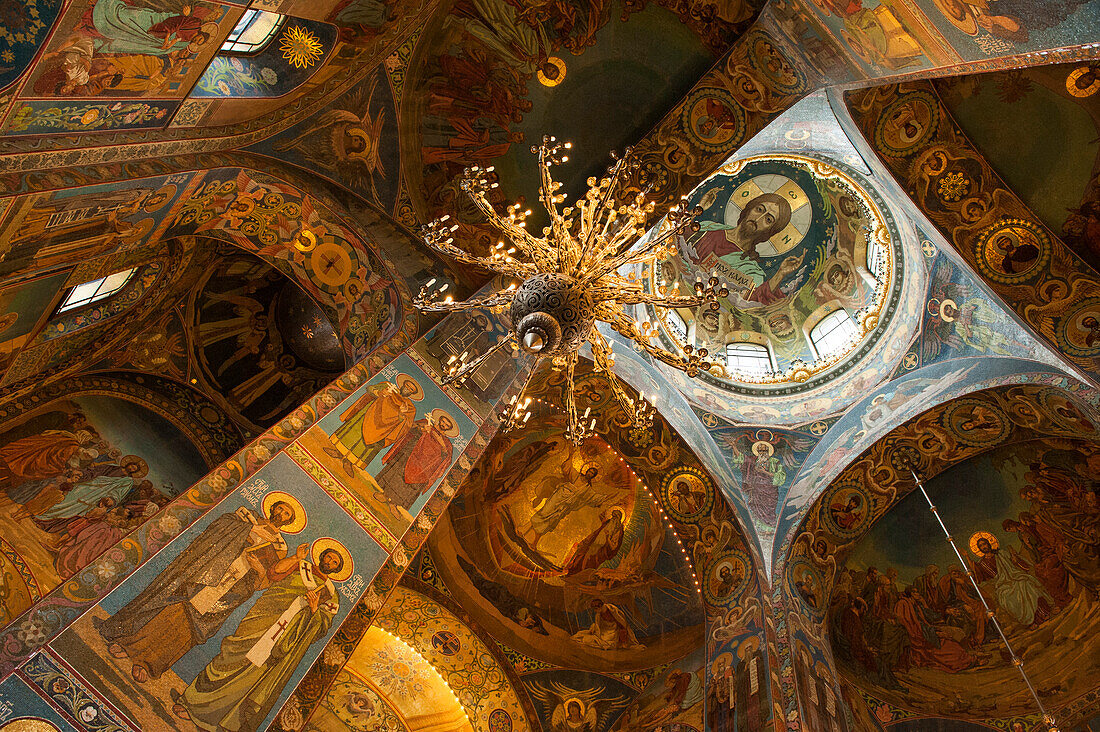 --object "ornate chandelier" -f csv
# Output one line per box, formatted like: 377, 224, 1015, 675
415, 136, 728, 444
